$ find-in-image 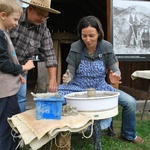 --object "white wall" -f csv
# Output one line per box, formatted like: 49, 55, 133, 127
16, 0, 29, 8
